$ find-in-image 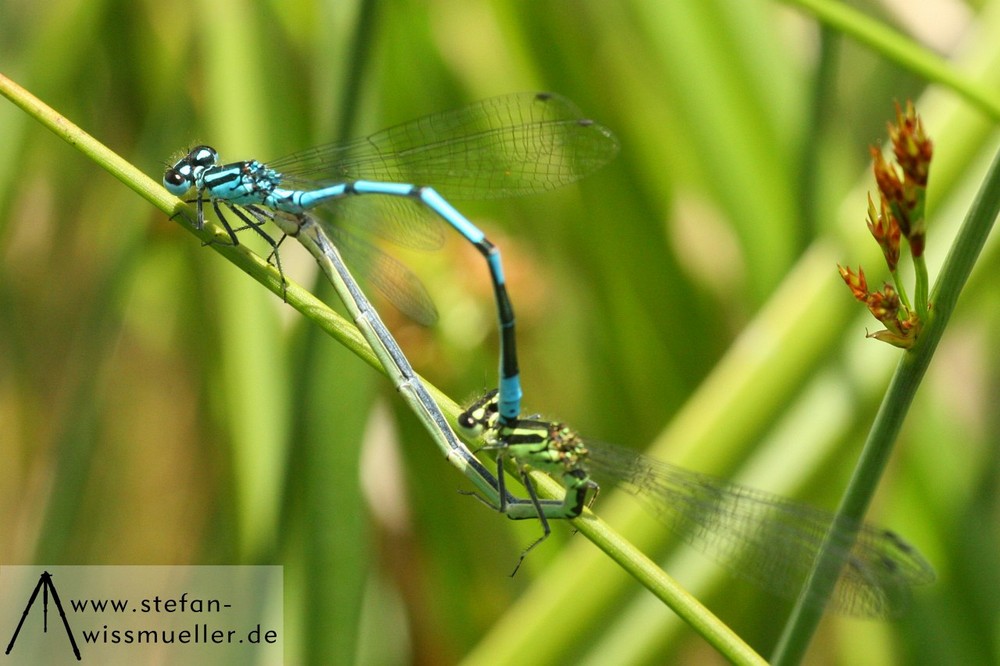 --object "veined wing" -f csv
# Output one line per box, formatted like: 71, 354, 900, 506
270, 92, 619, 200
586, 441, 935, 617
